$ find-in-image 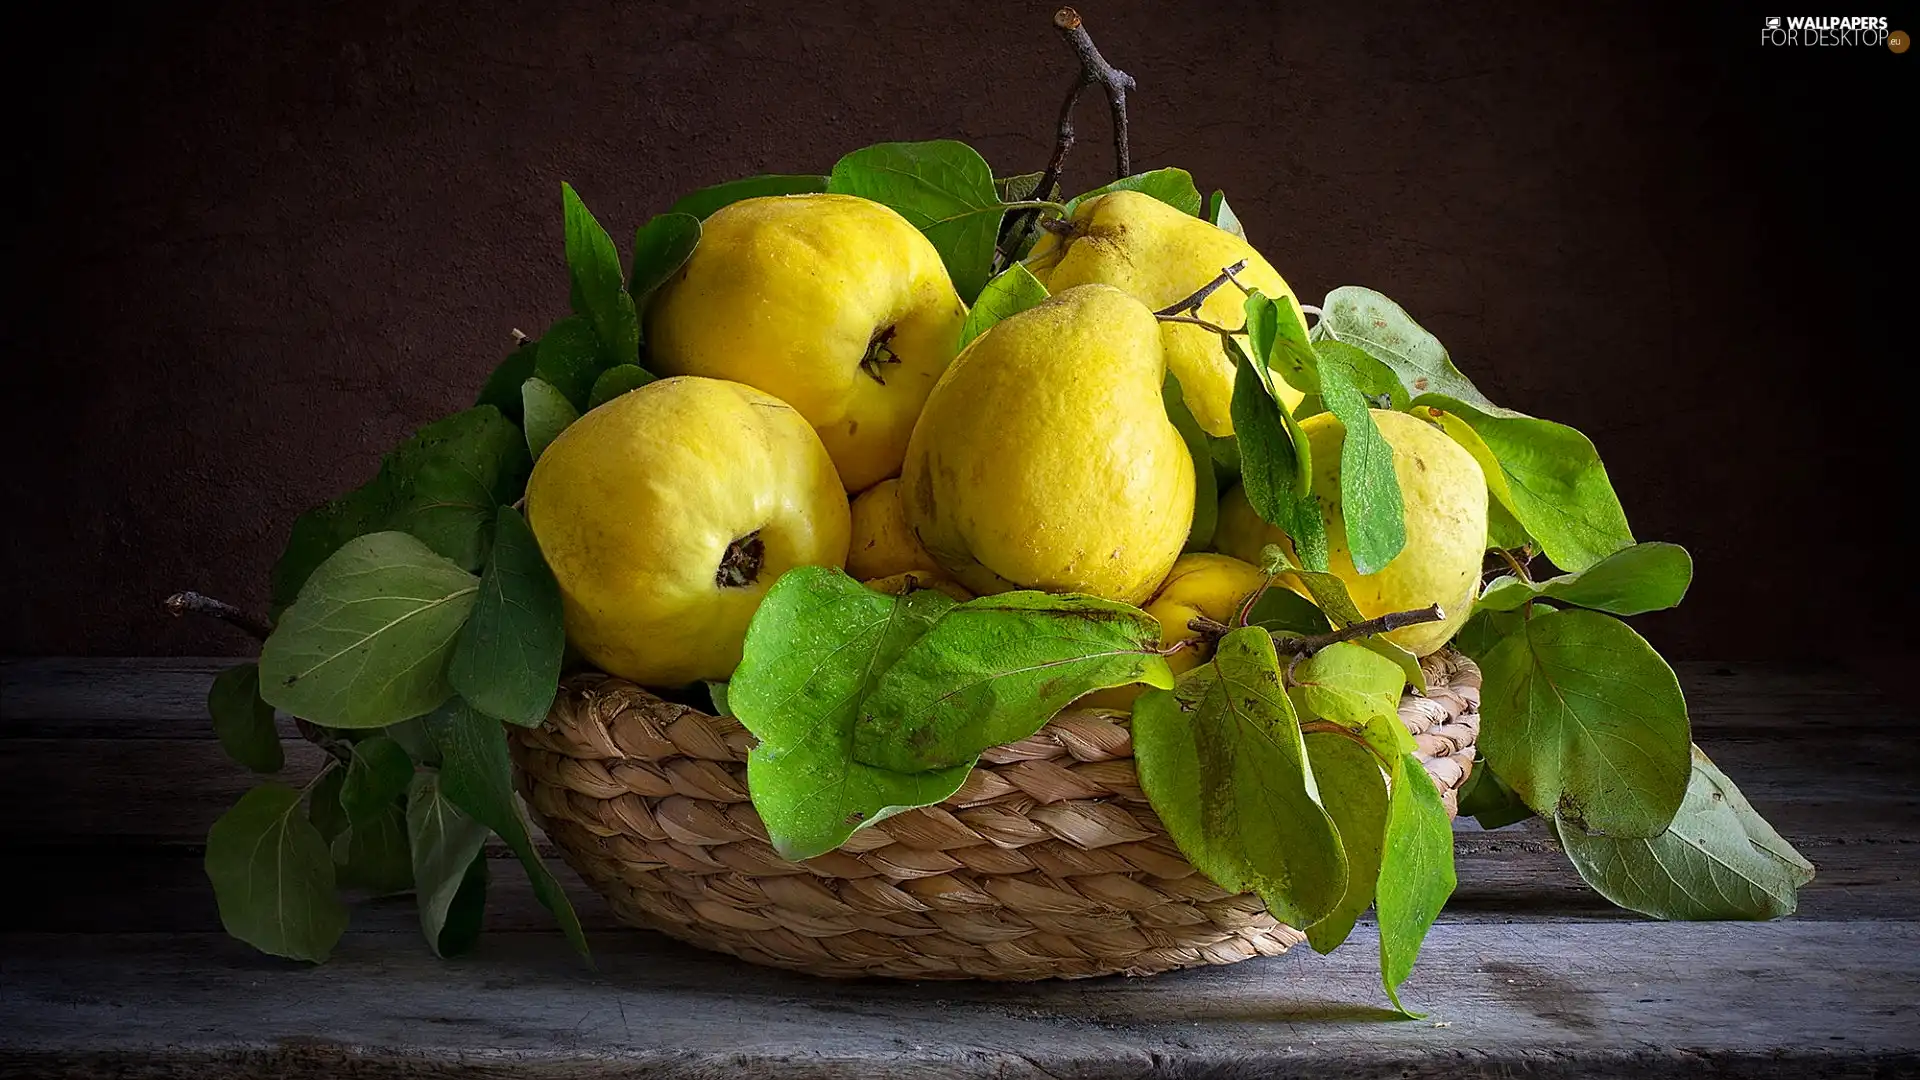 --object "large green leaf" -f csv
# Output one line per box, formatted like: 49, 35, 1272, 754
448, 506, 565, 727
1315, 358, 1405, 575
1302, 732, 1388, 953
1478, 608, 1691, 836
853, 592, 1173, 773
1478, 541, 1692, 615
208, 662, 283, 773
382, 406, 533, 572
958, 263, 1048, 351
1229, 342, 1328, 571
628, 212, 701, 308
1065, 168, 1204, 217
520, 378, 579, 462
1287, 642, 1417, 764
561, 182, 640, 369
204, 783, 348, 962
340, 735, 414, 823
669, 174, 828, 219
406, 771, 494, 957
1426, 400, 1633, 573
332, 803, 412, 895
1558, 745, 1814, 920
1165, 375, 1219, 553
531, 316, 604, 411
1376, 752, 1456, 1015
259, 532, 479, 729
828, 140, 1004, 302
731, 568, 971, 861
1313, 286, 1499, 411
1130, 627, 1347, 929
428, 698, 589, 959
